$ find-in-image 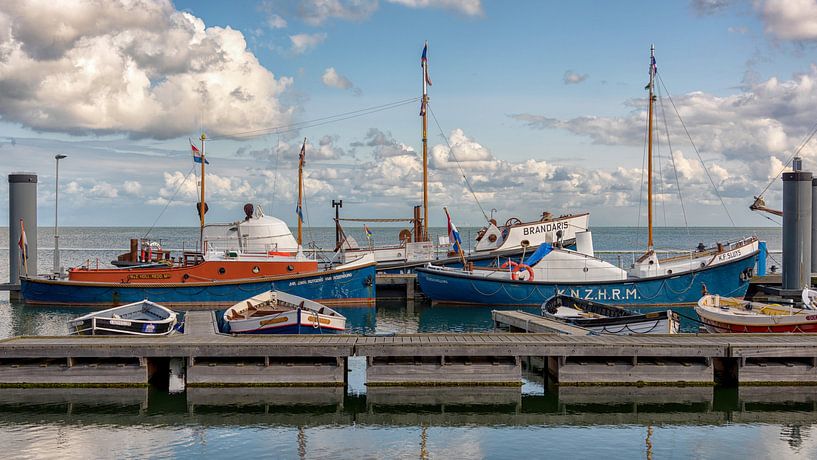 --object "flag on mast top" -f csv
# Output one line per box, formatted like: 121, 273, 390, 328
421, 41, 432, 86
